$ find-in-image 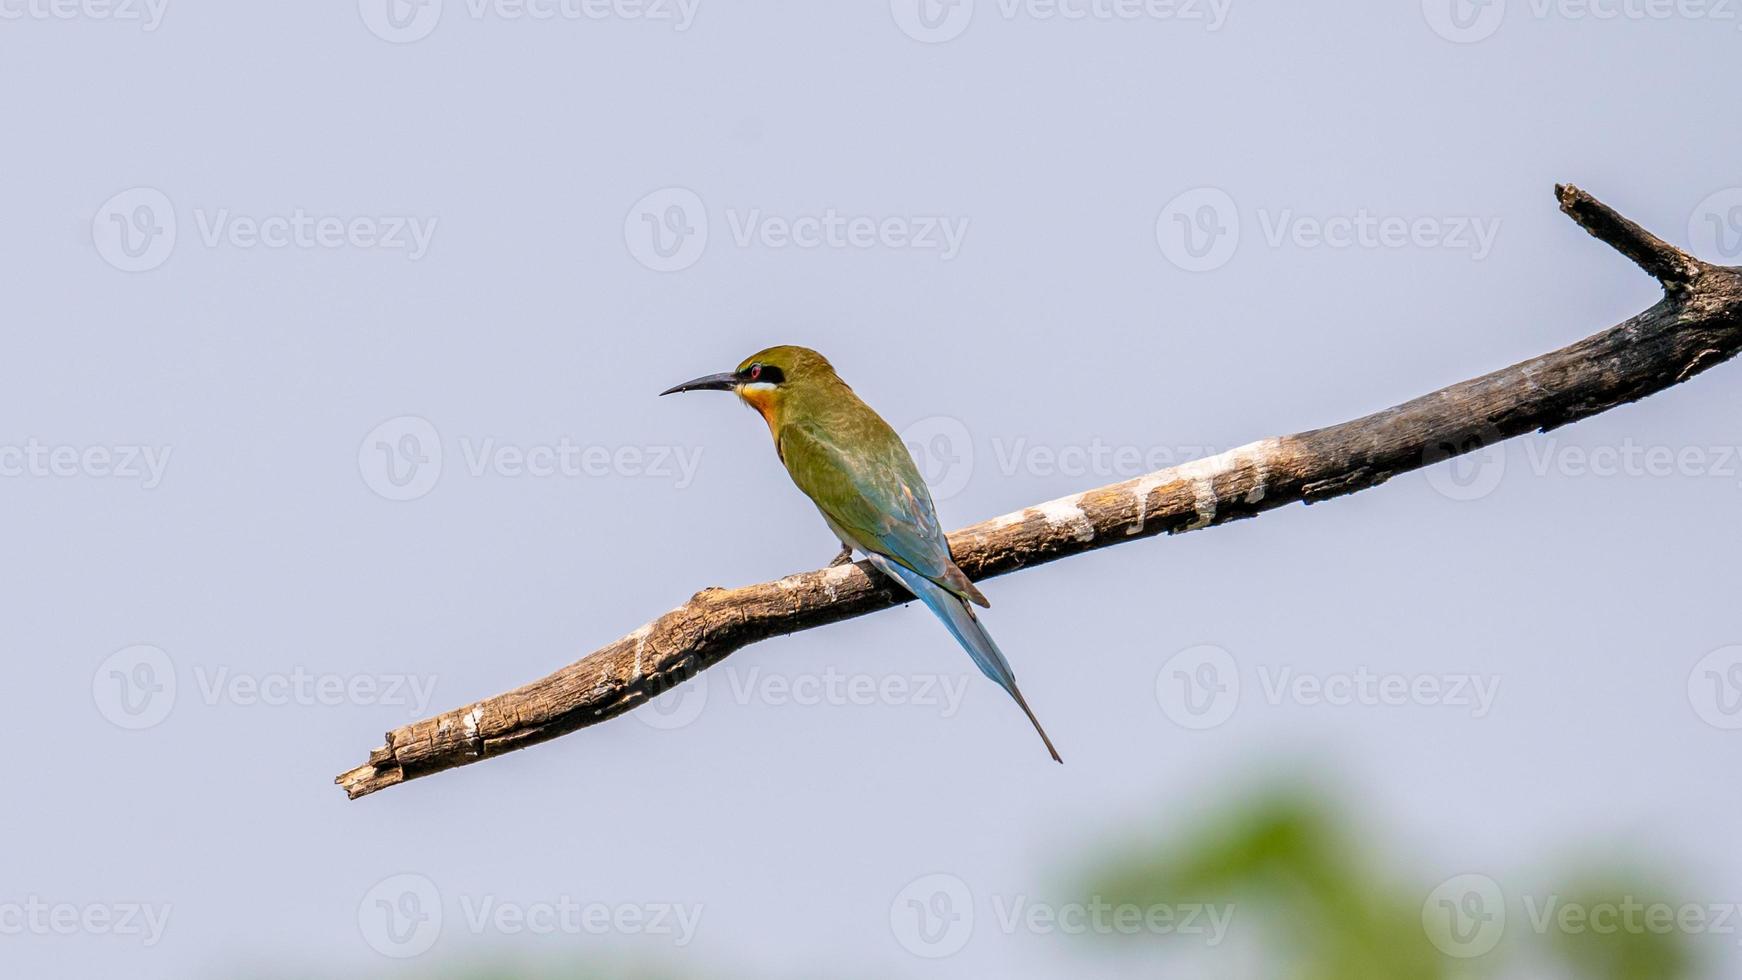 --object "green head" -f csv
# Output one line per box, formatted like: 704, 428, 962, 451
660, 345, 841, 430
